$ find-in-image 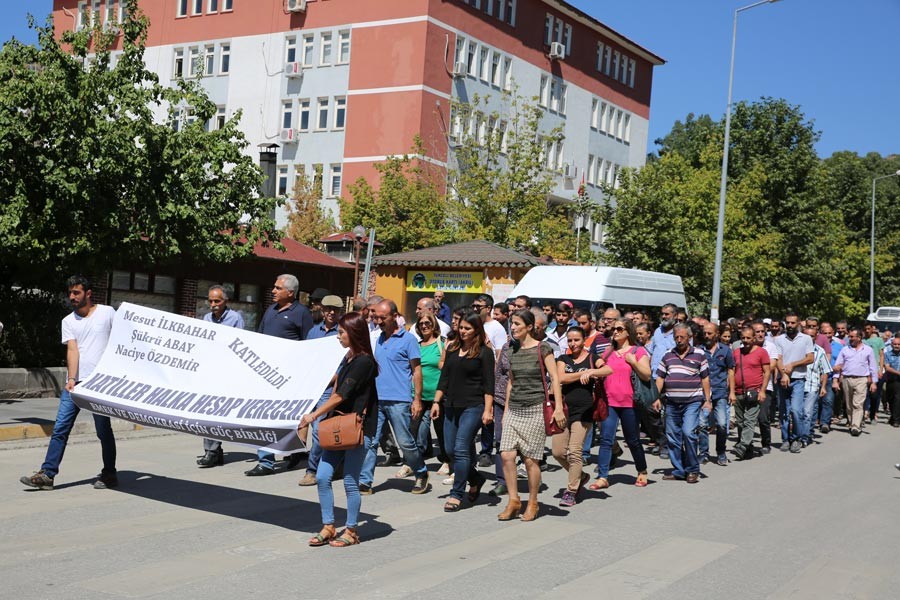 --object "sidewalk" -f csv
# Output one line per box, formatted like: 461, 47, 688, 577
0, 396, 144, 442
